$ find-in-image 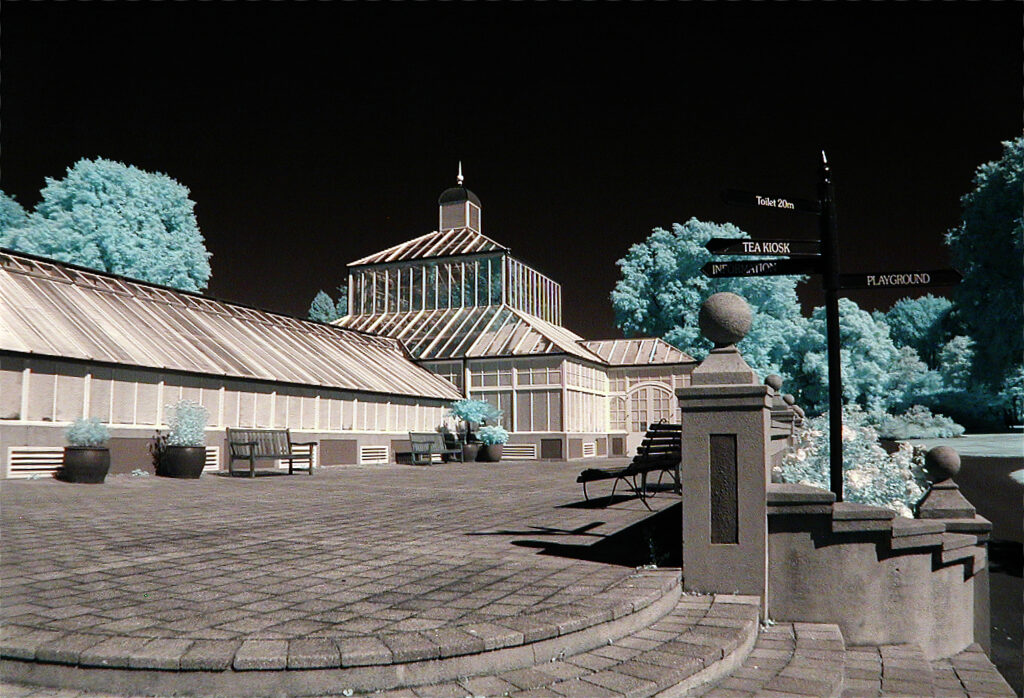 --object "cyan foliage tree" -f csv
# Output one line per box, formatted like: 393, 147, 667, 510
0, 191, 28, 232
946, 137, 1023, 395
0, 158, 211, 291
308, 285, 348, 323
876, 294, 952, 368
611, 219, 806, 378
779, 298, 932, 416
